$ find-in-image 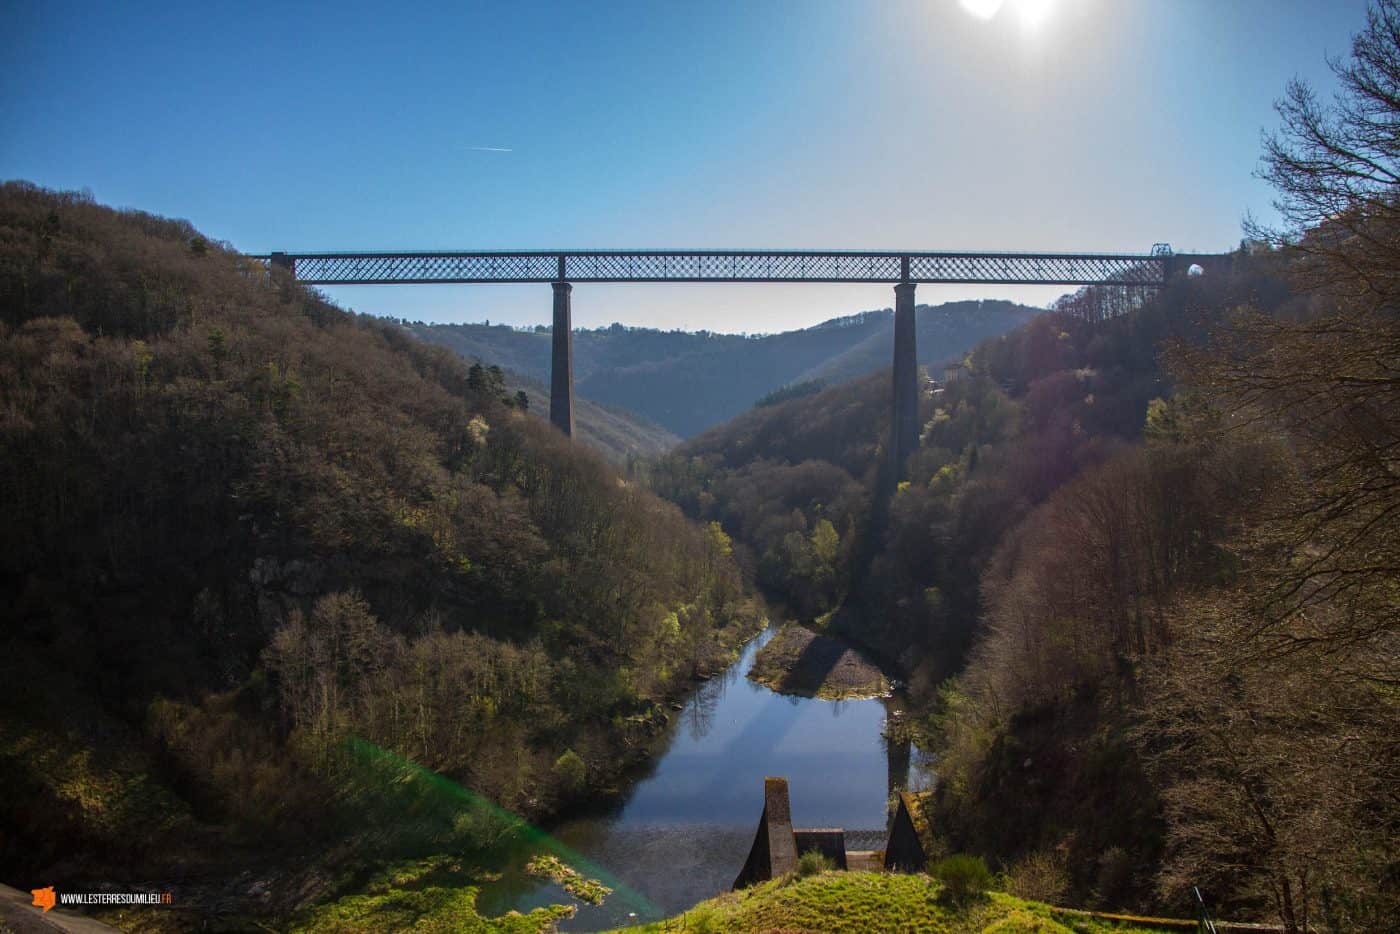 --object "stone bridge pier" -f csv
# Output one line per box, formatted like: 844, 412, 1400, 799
550, 276, 574, 437
733, 776, 927, 887
889, 259, 919, 488
547, 269, 923, 474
